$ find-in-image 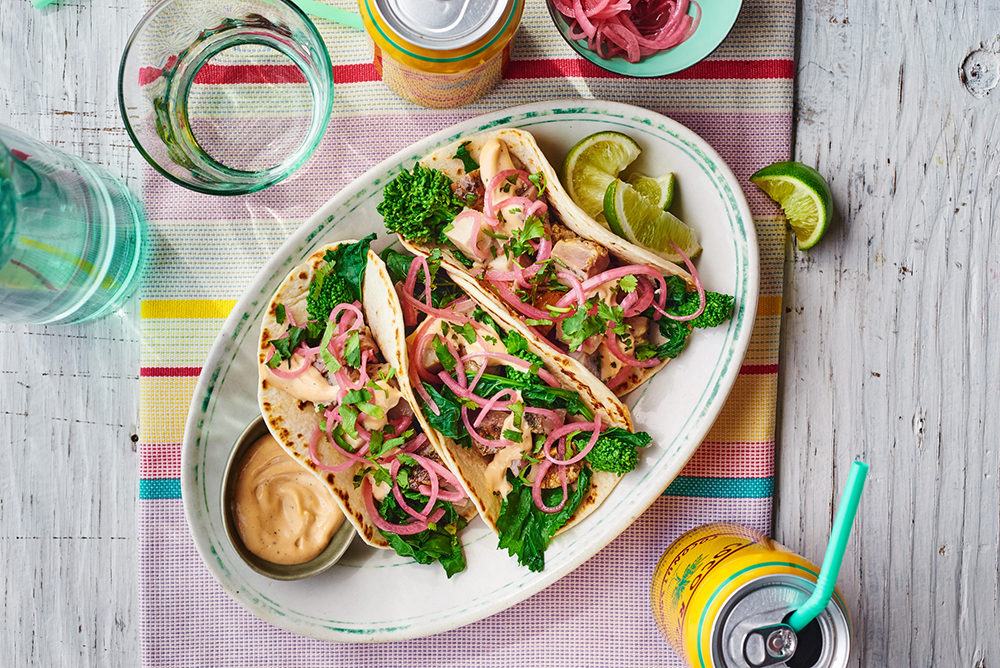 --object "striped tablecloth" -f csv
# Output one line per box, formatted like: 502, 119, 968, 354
138, 0, 792, 664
